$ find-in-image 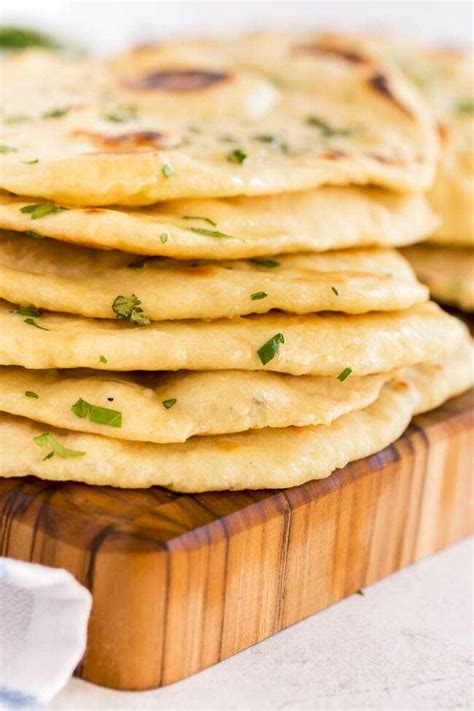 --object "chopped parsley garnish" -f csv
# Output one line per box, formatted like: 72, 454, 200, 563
456, 100, 474, 115
253, 134, 289, 153
337, 367, 352, 382
112, 294, 150, 326
331, 286, 339, 296
127, 258, 147, 269
71, 398, 122, 428
307, 115, 356, 137
33, 432, 85, 460
21, 158, 39, 164
4, 114, 29, 126
251, 291, 268, 300
189, 227, 234, 239
160, 232, 169, 244
24, 317, 49, 331
0, 26, 61, 51
182, 215, 217, 227
257, 333, 285, 365
162, 398, 177, 409
227, 148, 247, 164
0, 144, 18, 154
99, 355, 108, 364
20, 203, 68, 219
14, 306, 42, 317
102, 105, 137, 123
251, 258, 280, 269
162, 163, 174, 178
25, 391, 39, 399
42, 106, 70, 119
